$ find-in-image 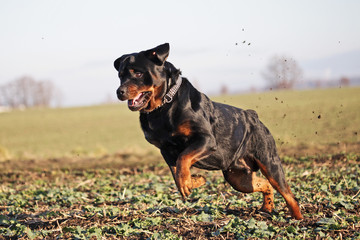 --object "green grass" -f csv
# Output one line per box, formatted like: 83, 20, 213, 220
0, 153, 359, 239
0, 87, 359, 160
214, 87, 360, 154
0, 104, 150, 159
